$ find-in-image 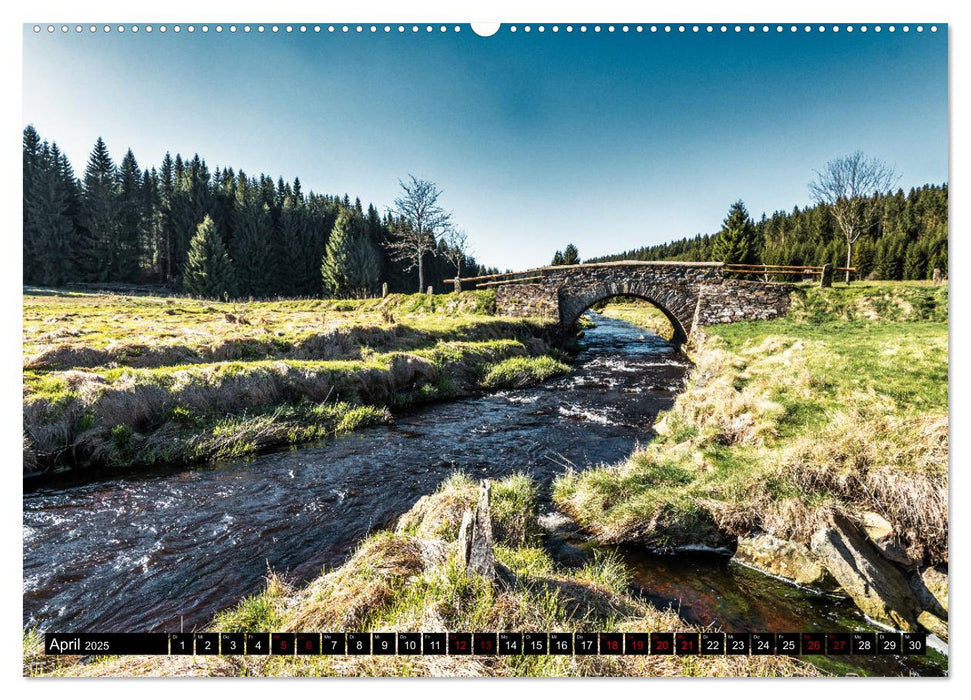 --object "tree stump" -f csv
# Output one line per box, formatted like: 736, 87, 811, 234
820, 263, 833, 288
456, 481, 495, 583
933, 268, 943, 285
427, 286, 434, 296
381, 282, 389, 298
